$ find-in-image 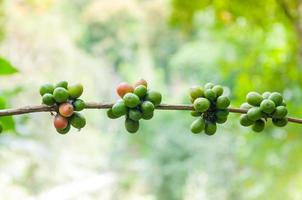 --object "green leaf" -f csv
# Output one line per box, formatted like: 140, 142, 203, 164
0, 57, 18, 75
